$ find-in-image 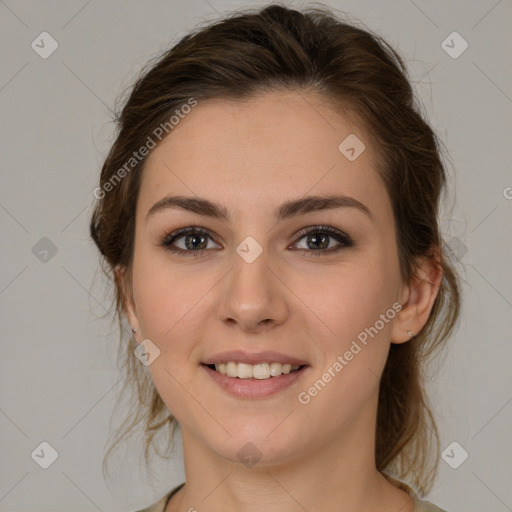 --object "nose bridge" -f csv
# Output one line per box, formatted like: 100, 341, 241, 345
218, 236, 287, 330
